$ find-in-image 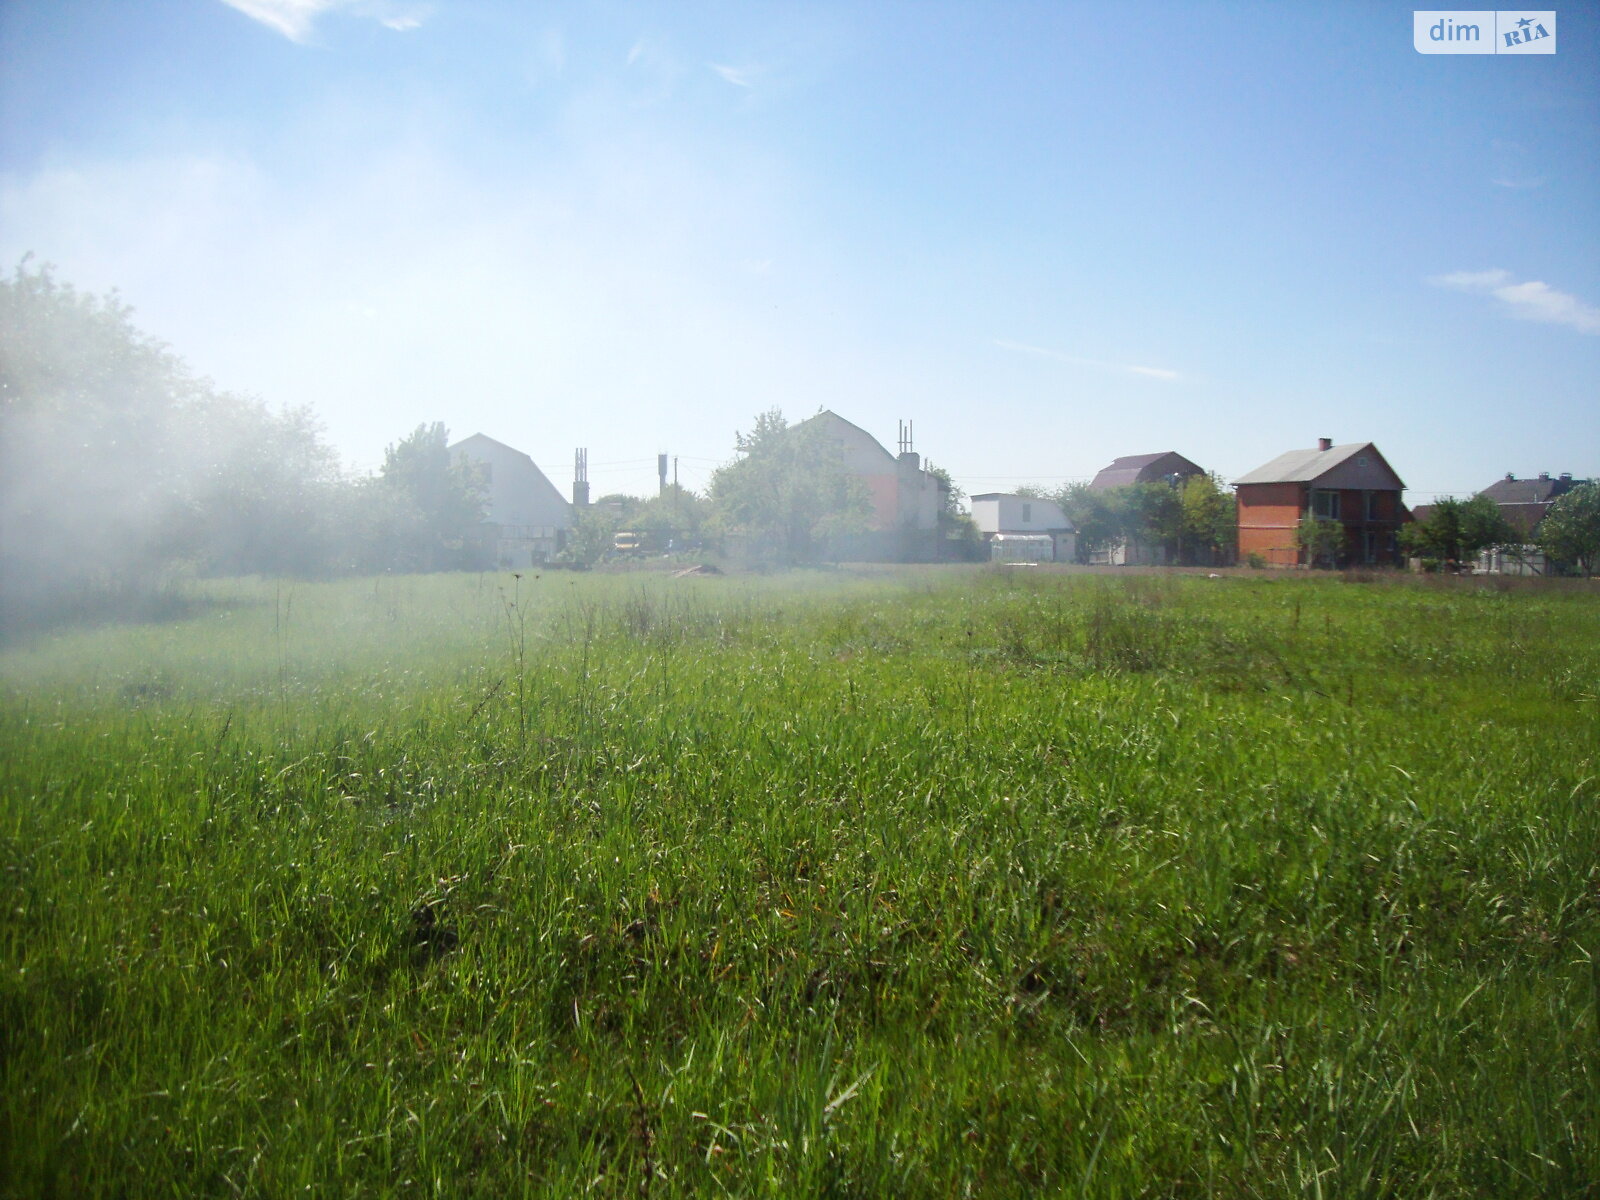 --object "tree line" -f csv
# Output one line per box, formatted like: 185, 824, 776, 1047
5, 260, 1593, 638
0, 262, 488, 633
1011, 476, 1238, 566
